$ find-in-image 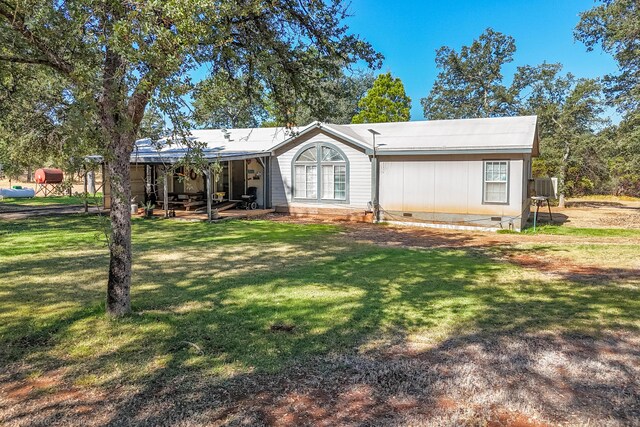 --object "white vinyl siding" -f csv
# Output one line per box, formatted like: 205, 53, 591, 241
271, 131, 372, 209
378, 155, 526, 229
483, 161, 509, 204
